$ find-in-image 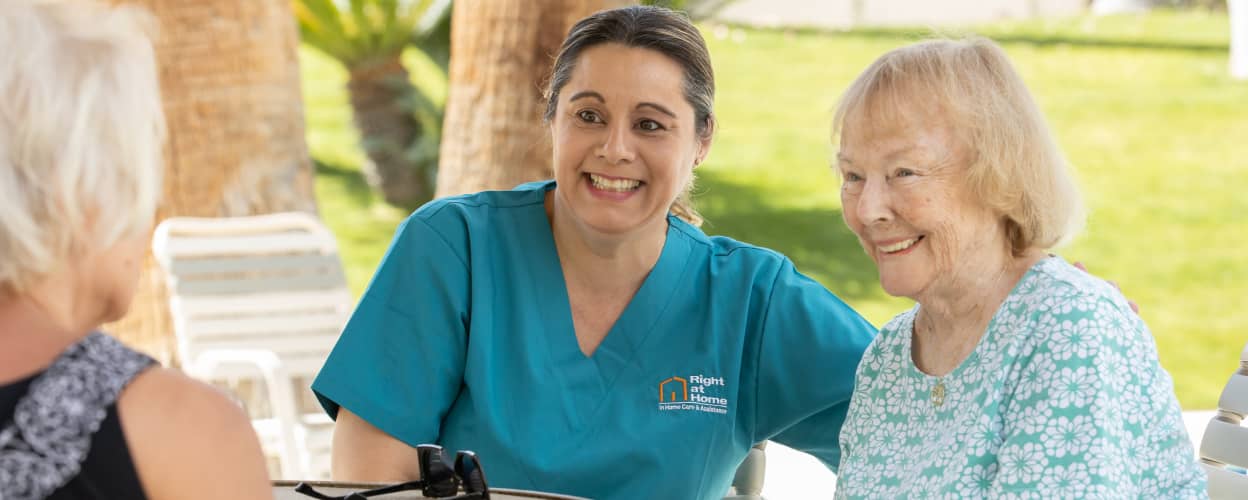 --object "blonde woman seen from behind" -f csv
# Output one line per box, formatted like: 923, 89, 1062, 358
0, 2, 272, 499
